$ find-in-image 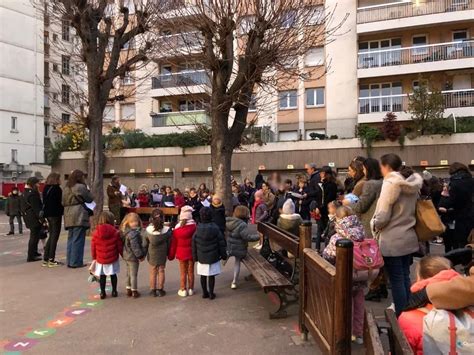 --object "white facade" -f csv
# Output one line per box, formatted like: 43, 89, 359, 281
0, 0, 45, 181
